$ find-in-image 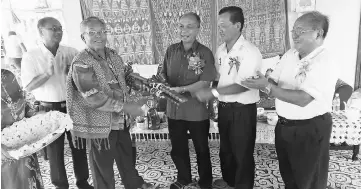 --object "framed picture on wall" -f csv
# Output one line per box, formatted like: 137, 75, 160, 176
295, 0, 316, 13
